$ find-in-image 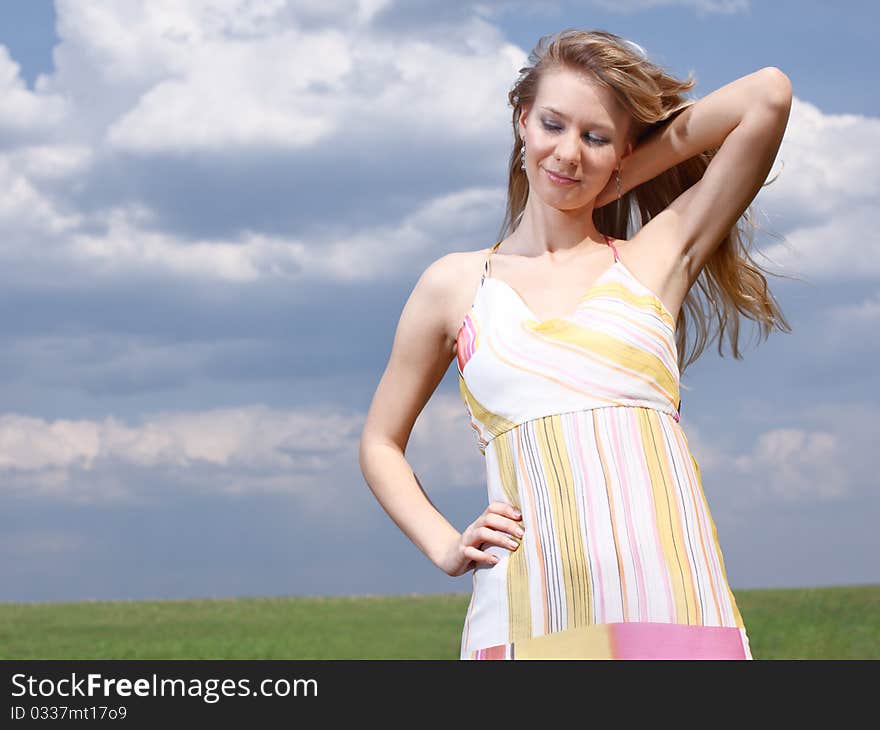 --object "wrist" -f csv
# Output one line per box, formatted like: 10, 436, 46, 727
432, 527, 461, 573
